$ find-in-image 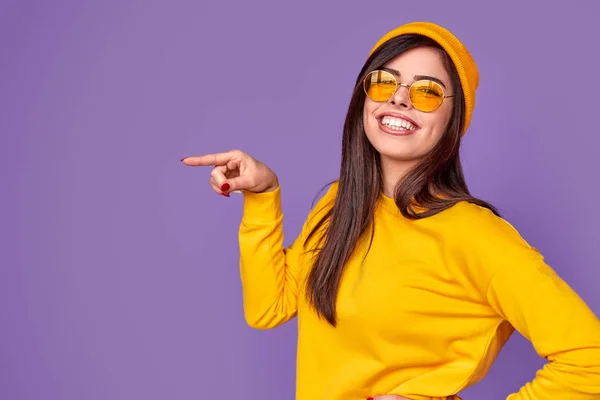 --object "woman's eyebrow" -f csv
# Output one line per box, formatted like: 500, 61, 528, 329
379, 66, 447, 89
